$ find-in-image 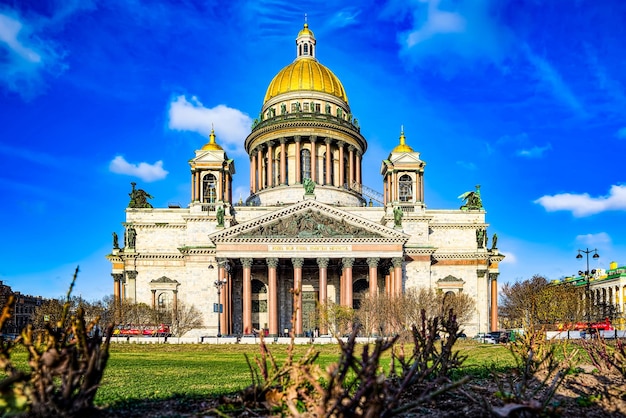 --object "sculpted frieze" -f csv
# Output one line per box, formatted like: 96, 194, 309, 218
241, 209, 382, 239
